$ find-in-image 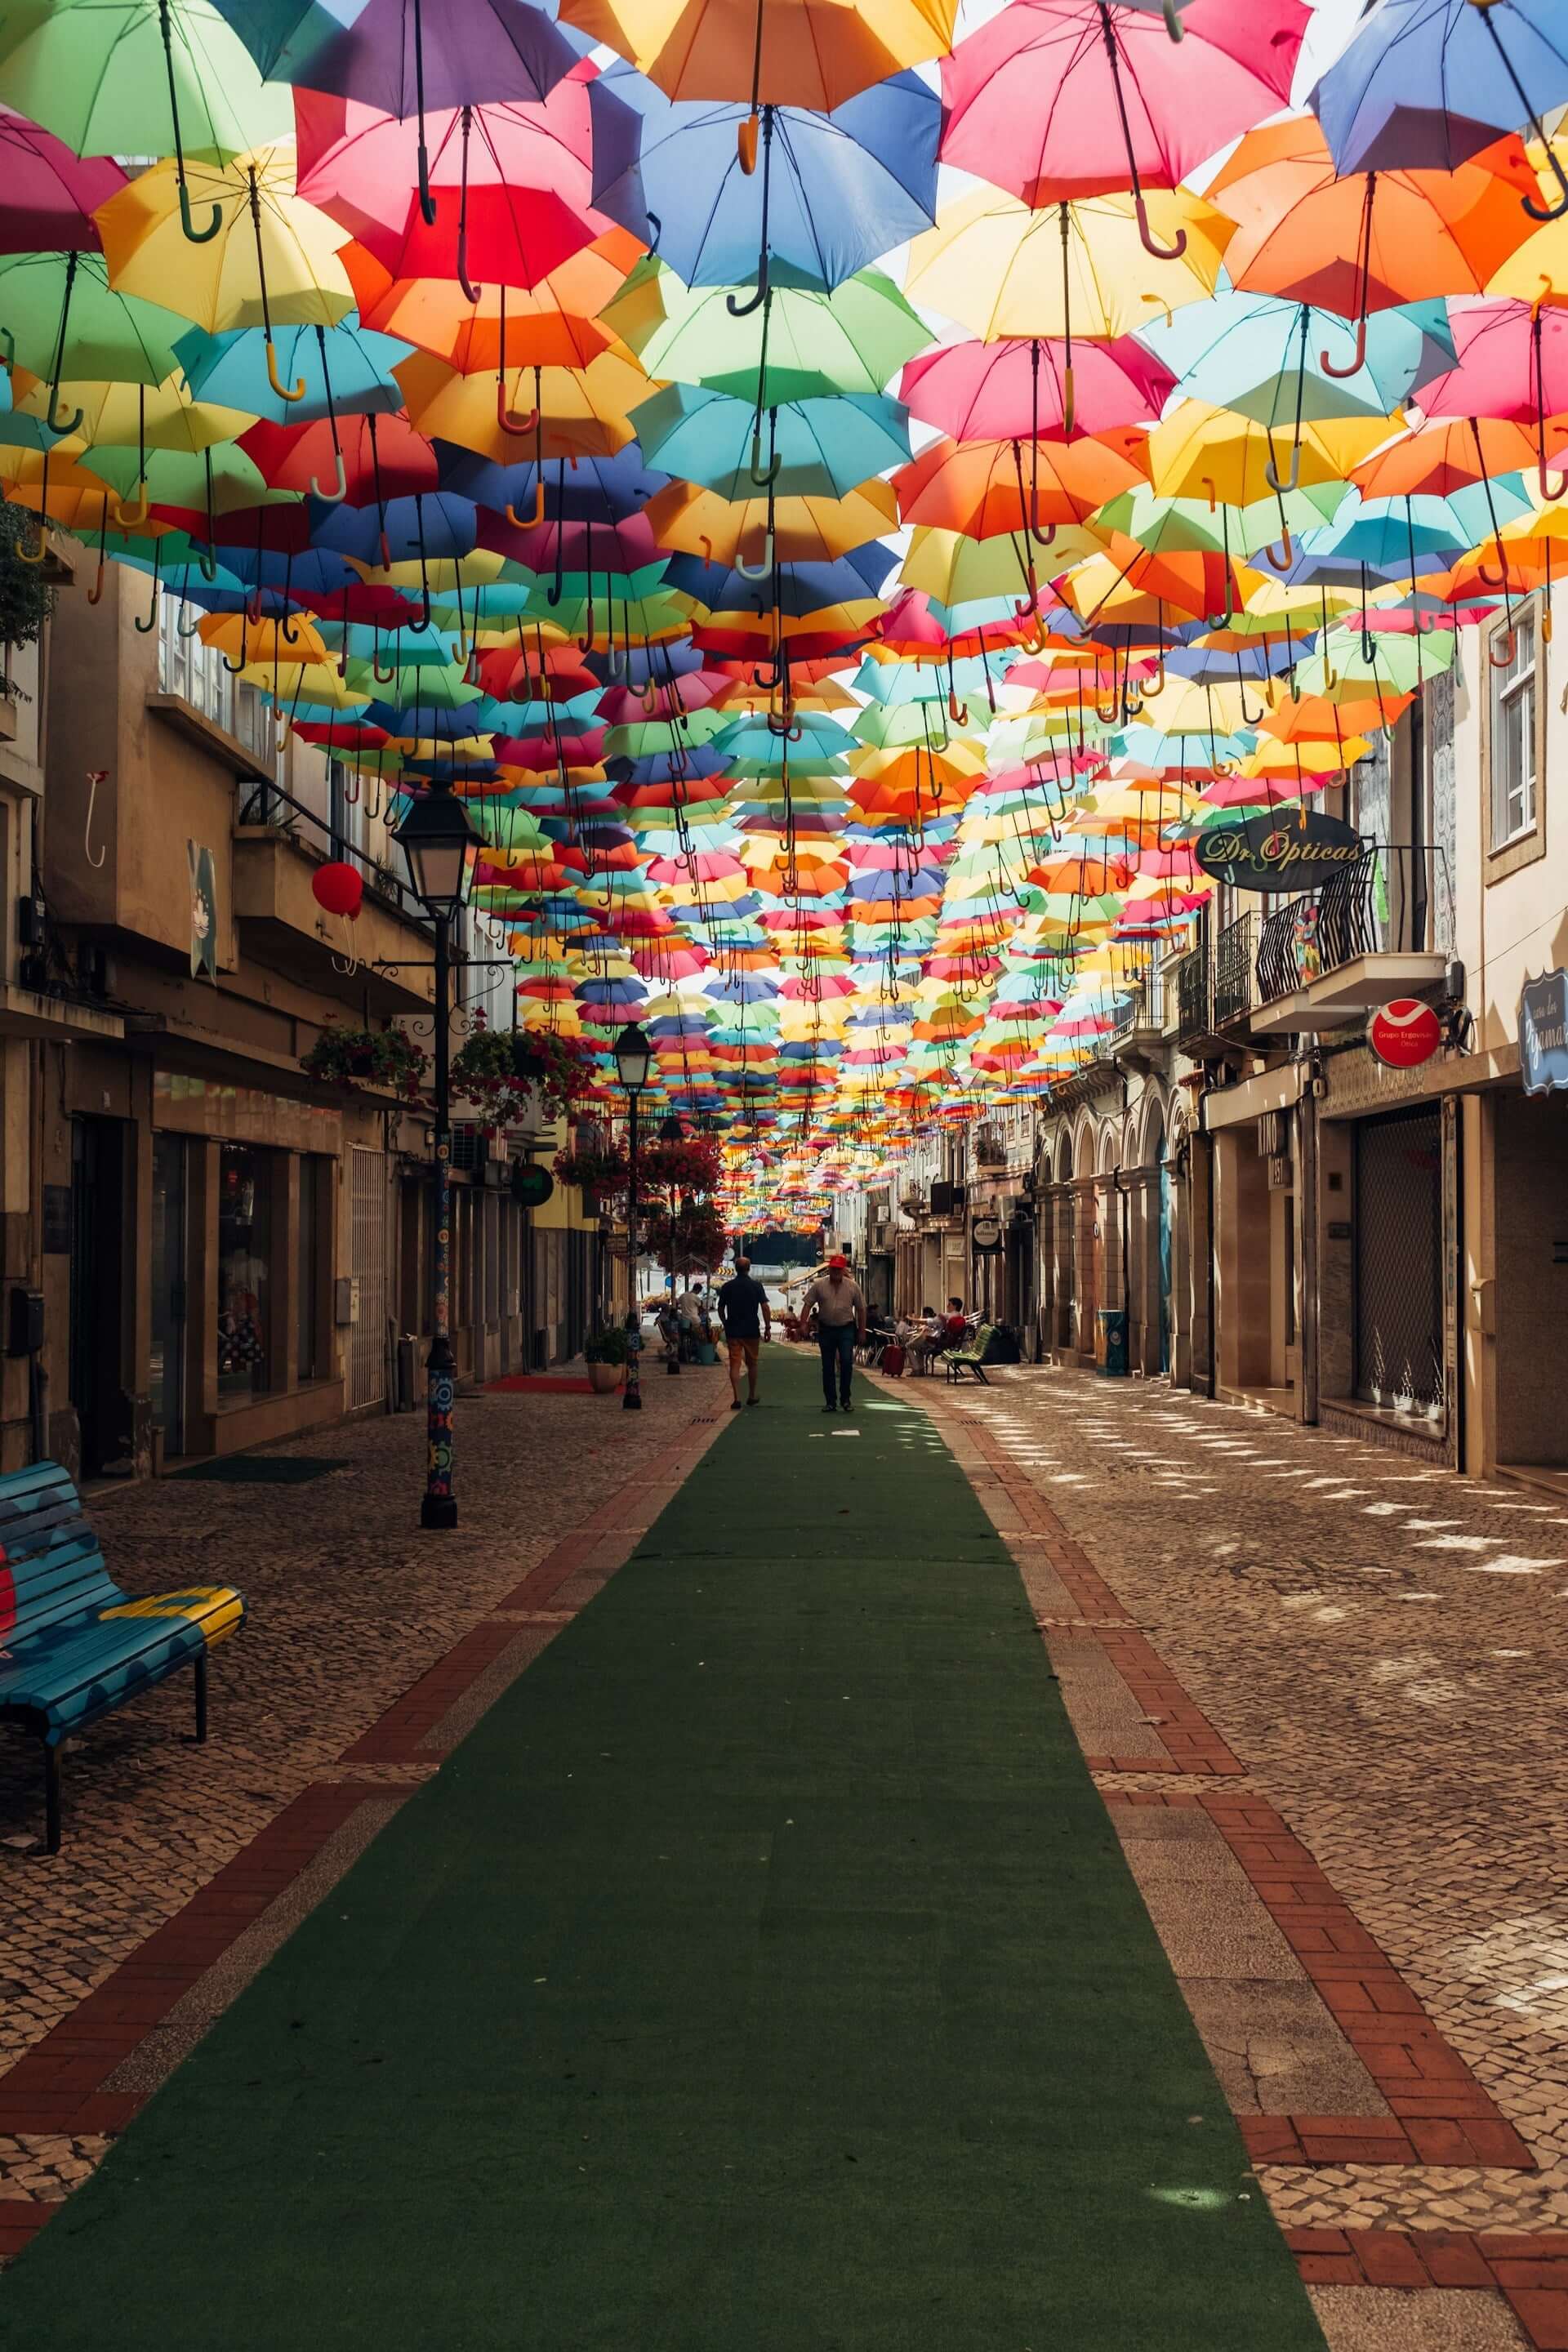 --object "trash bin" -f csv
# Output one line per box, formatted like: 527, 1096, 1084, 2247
1095, 1307, 1129, 1378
